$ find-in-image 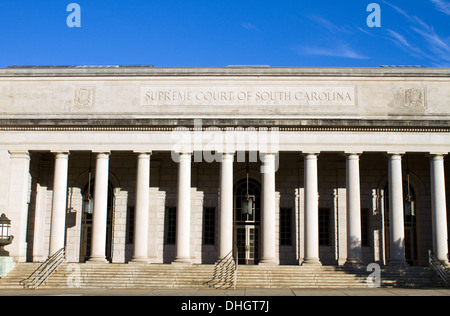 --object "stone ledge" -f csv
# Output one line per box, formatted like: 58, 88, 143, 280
0, 118, 449, 131
1, 67, 449, 78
